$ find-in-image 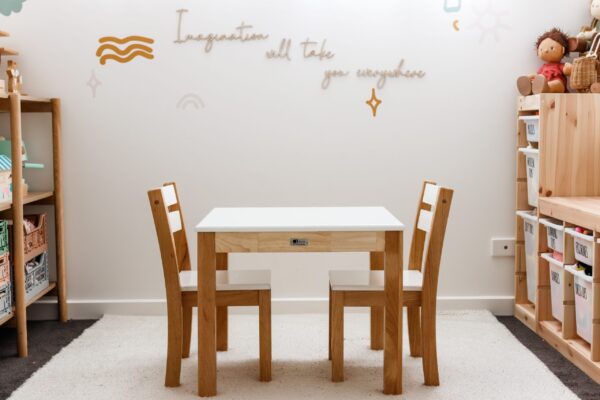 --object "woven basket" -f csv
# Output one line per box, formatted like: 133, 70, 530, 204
571, 35, 600, 92
571, 57, 599, 91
